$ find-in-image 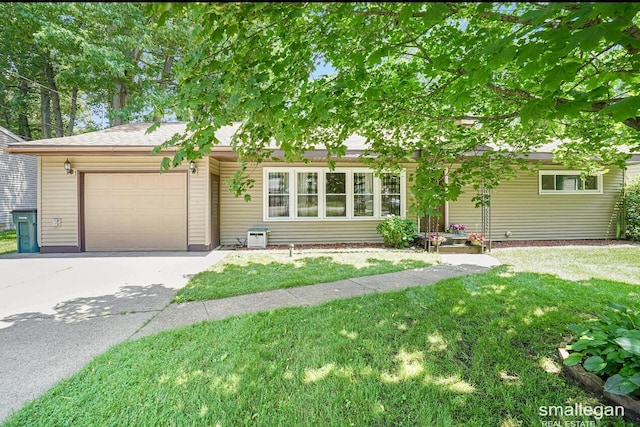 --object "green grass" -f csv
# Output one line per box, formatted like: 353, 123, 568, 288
4, 248, 639, 426
174, 250, 438, 302
492, 245, 640, 285
0, 229, 16, 255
